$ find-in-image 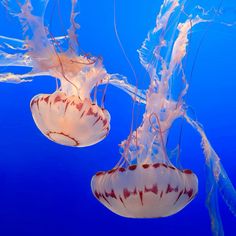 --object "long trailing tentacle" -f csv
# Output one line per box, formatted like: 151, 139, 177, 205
184, 114, 236, 235
0, 71, 50, 83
